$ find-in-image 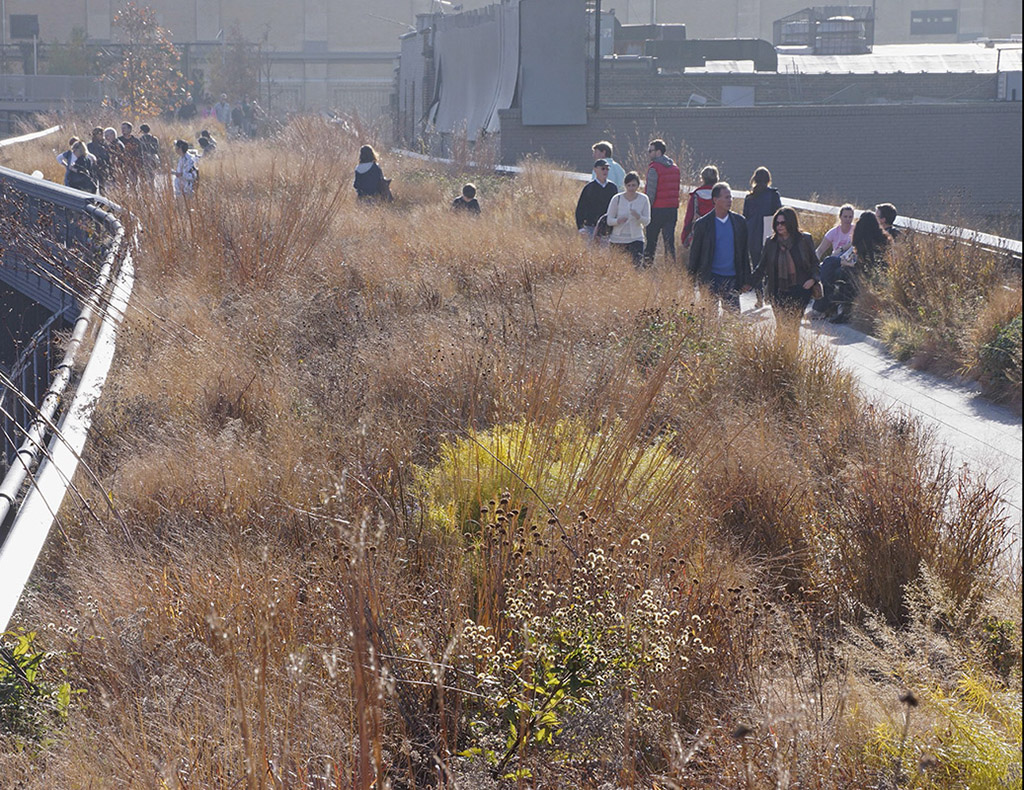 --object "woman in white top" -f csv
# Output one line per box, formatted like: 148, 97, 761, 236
815, 203, 855, 261
172, 139, 200, 197
56, 137, 81, 186
605, 171, 651, 268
